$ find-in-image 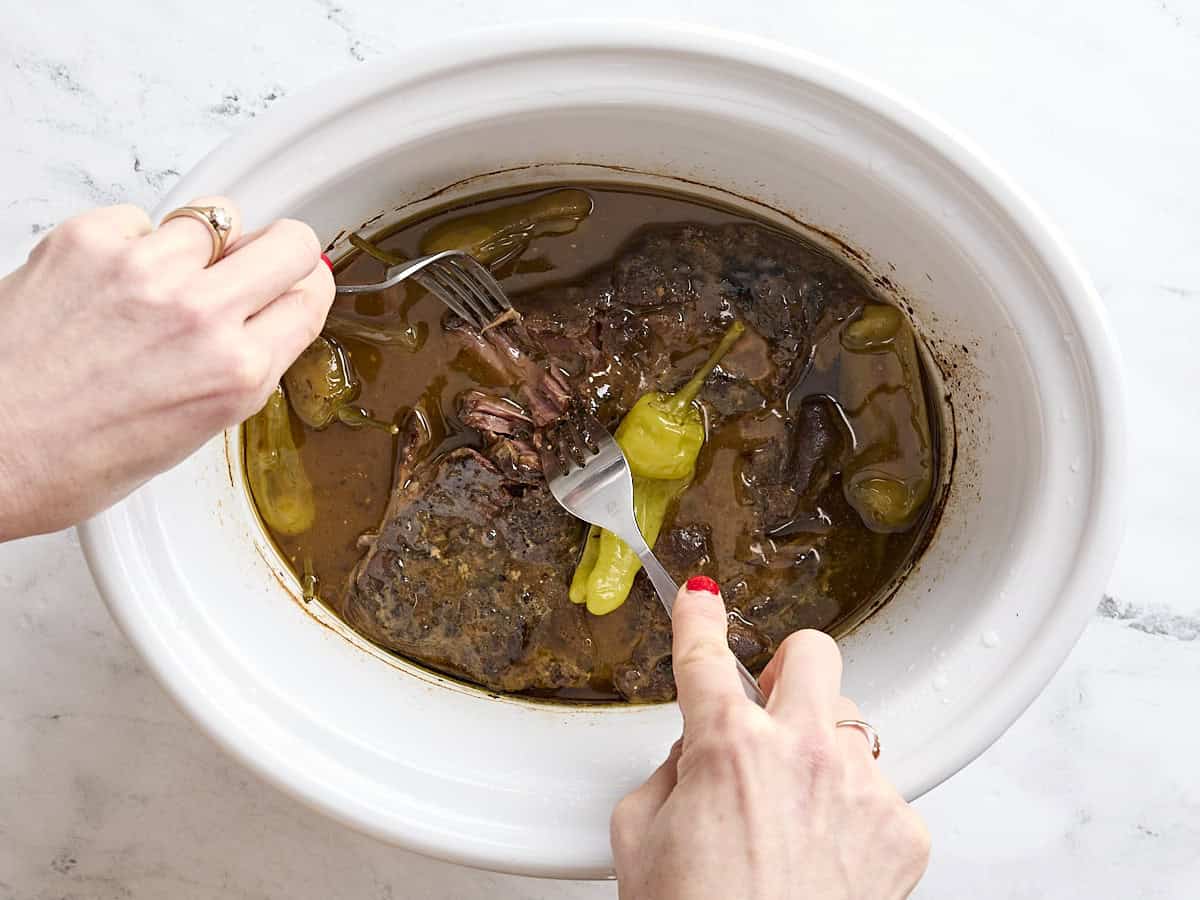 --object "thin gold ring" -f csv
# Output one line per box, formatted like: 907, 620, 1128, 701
836, 719, 882, 759
160, 205, 233, 267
